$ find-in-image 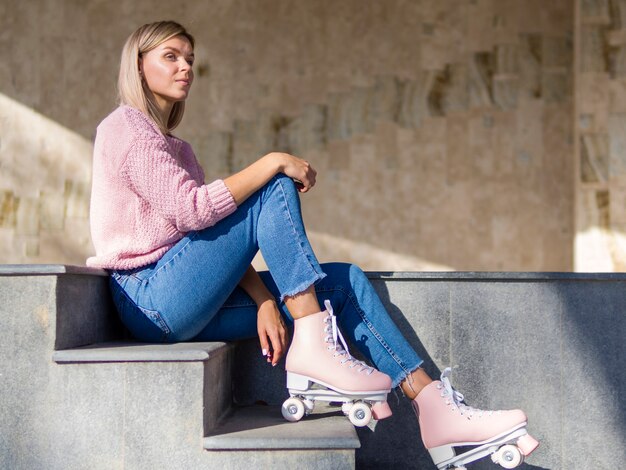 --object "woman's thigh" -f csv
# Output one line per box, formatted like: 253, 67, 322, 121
113, 197, 264, 342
